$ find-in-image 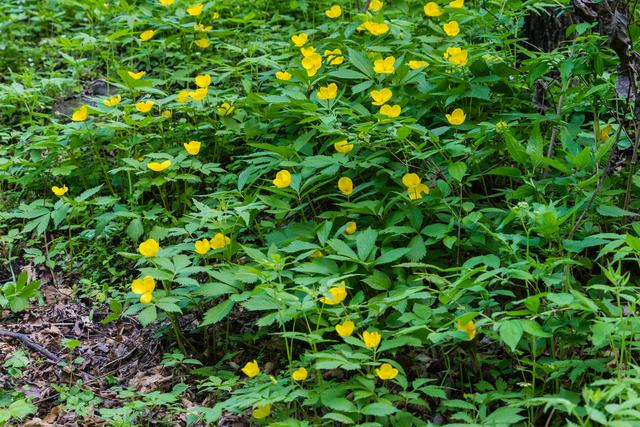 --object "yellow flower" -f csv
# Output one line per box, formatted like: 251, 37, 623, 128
184, 140, 201, 155
334, 140, 354, 154
186, 3, 203, 16
139, 30, 156, 41
445, 108, 466, 125
443, 21, 460, 36
195, 38, 210, 48
273, 170, 292, 188
335, 320, 355, 337
364, 21, 389, 36
496, 120, 508, 131
136, 101, 154, 113
212, 12, 220, 19
444, 46, 468, 66
103, 95, 122, 107
599, 124, 612, 140
457, 319, 477, 340
51, 185, 68, 197
380, 104, 401, 118
252, 404, 271, 420
132, 276, 155, 304
195, 74, 211, 88
368, 0, 383, 11
408, 60, 429, 70
450, 0, 464, 7
147, 160, 171, 172
139, 239, 160, 257
176, 90, 191, 103
71, 105, 88, 122
160, 0, 174, 5
320, 282, 347, 305
408, 183, 430, 200
373, 56, 395, 74
241, 360, 260, 378
325, 4, 341, 18
370, 88, 392, 106
375, 363, 398, 380
276, 70, 292, 81
292, 367, 308, 381
325, 49, 344, 65
345, 221, 357, 234
217, 102, 235, 116
317, 83, 338, 100
338, 177, 353, 195
362, 331, 382, 348
190, 87, 208, 101
301, 52, 322, 76
194, 23, 212, 32
210, 233, 231, 249
402, 173, 421, 189
291, 33, 308, 47
161, 110, 172, 119
300, 46, 316, 57
128, 71, 145, 80
194, 239, 210, 255
310, 249, 324, 258
424, 2, 443, 16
